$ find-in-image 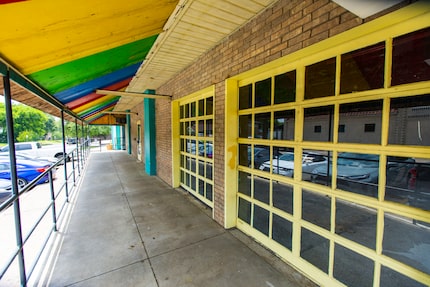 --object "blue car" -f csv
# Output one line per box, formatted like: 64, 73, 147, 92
0, 159, 56, 189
